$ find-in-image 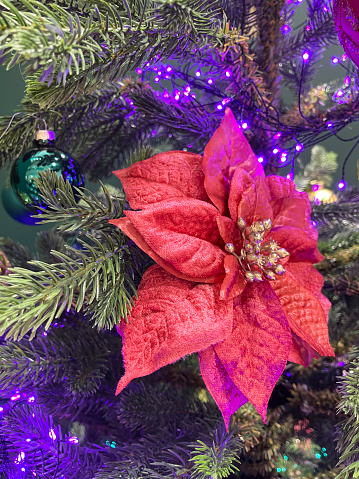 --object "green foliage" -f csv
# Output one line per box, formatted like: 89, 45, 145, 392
32, 170, 125, 232
189, 426, 241, 479
0, 319, 110, 395
294, 145, 338, 192
0, 228, 137, 340
0, 0, 224, 107
335, 352, 359, 479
